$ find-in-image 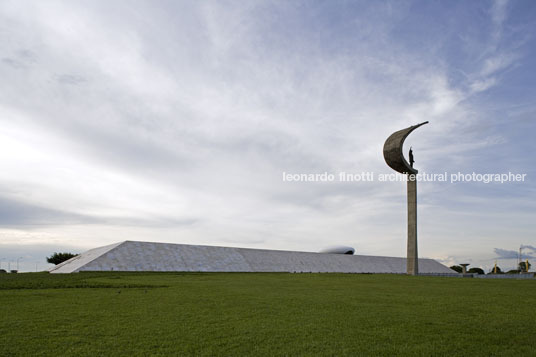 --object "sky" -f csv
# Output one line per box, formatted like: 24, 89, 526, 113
1, 0, 535, 272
